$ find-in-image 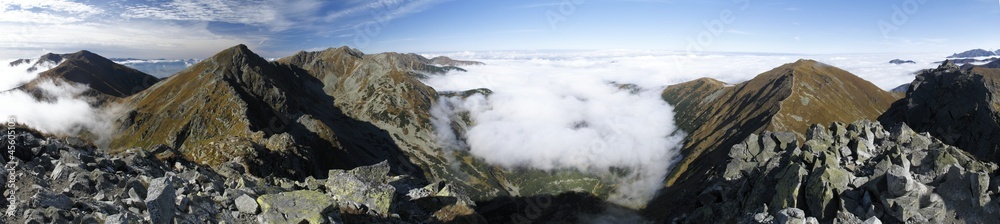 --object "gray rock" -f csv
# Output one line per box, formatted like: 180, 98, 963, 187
144, 177, 176, 223
235, 194, 259, 214
32, 191, 72, 210
773, 208, 807, 224
886, 165, 914, 197
257, 190, 337, 224
861, 217, 881, 224
326, 163, 397, 215
104, 212, 141, 224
